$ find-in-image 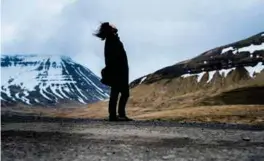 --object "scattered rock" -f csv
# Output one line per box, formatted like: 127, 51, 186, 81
162, 154, 175, 160
106, 152, 112, 156
242, 136, 251, 141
